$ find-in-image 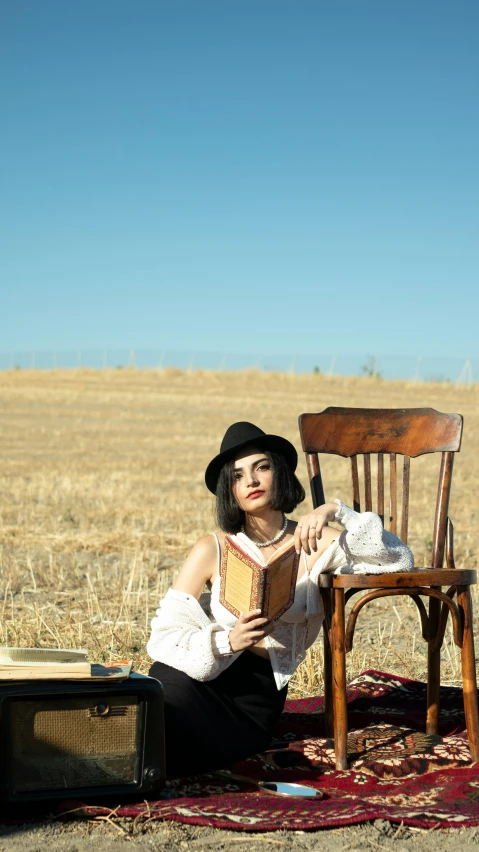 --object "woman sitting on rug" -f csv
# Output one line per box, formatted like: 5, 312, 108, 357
147, 422, 413, 778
